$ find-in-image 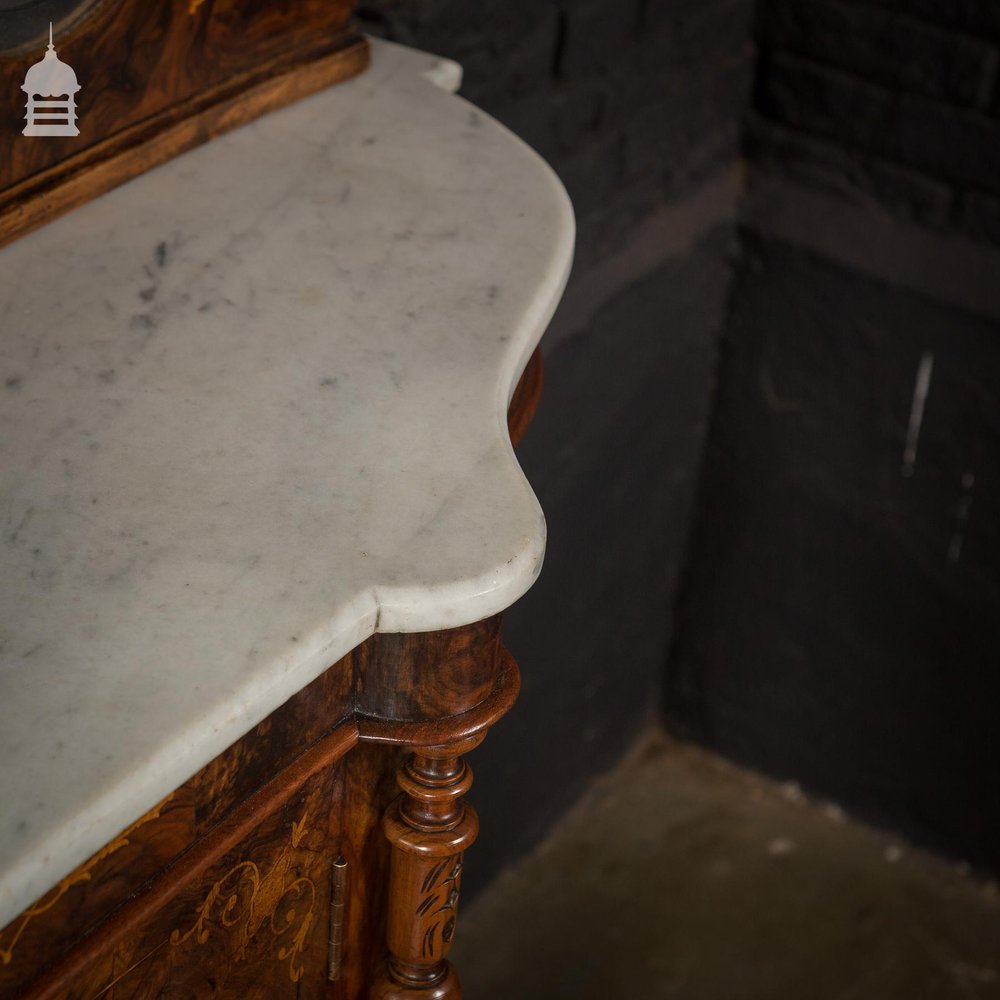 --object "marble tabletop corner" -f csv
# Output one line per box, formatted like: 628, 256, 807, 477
0, 37, 574, 932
